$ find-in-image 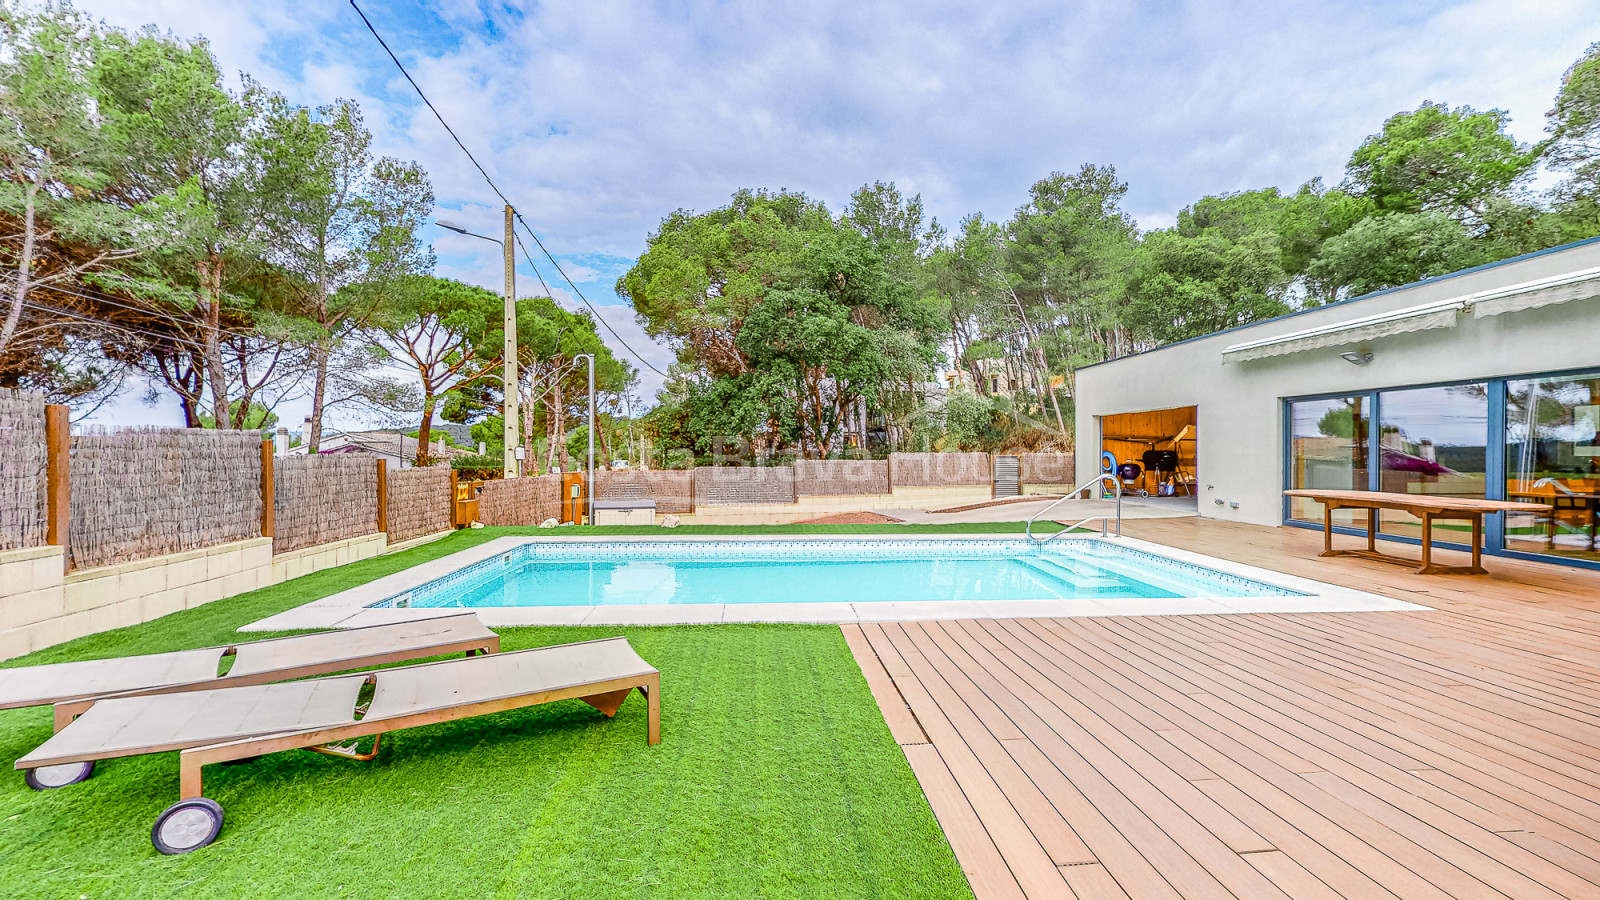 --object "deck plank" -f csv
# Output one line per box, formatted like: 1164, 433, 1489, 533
840, 623, 929, 746
849, 518, 1600, 899
902, 743, 1030, 900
